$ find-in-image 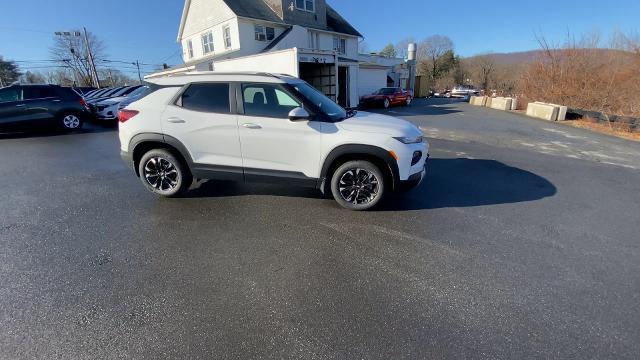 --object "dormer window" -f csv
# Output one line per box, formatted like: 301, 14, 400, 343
201, 31, 214, 54
255, 25, 275, 42
295, 0, 315, 12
